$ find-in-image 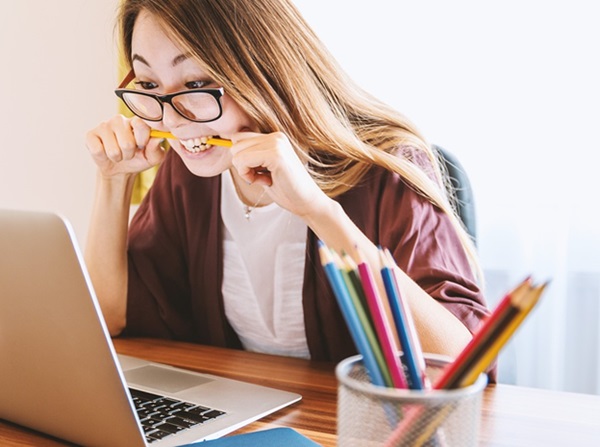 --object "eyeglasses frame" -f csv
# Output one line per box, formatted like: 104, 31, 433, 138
114, 69, 225, 123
